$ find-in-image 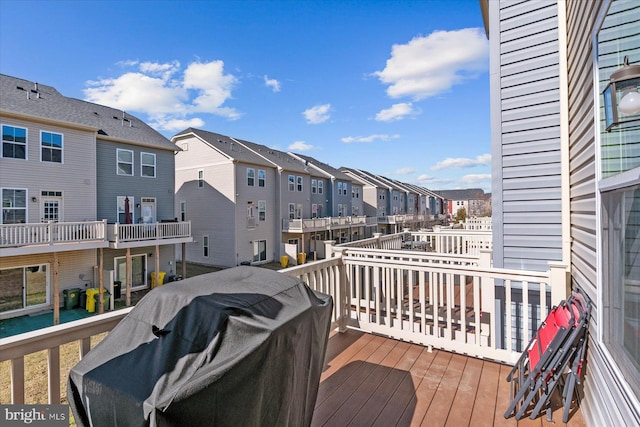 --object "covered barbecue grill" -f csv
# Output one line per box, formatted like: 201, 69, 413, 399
68, 266, 333, 427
